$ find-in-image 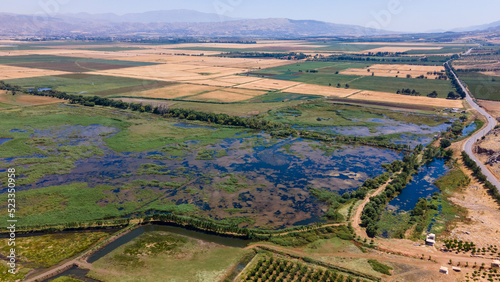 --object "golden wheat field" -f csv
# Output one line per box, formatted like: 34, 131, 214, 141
349, 90, 464, 108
